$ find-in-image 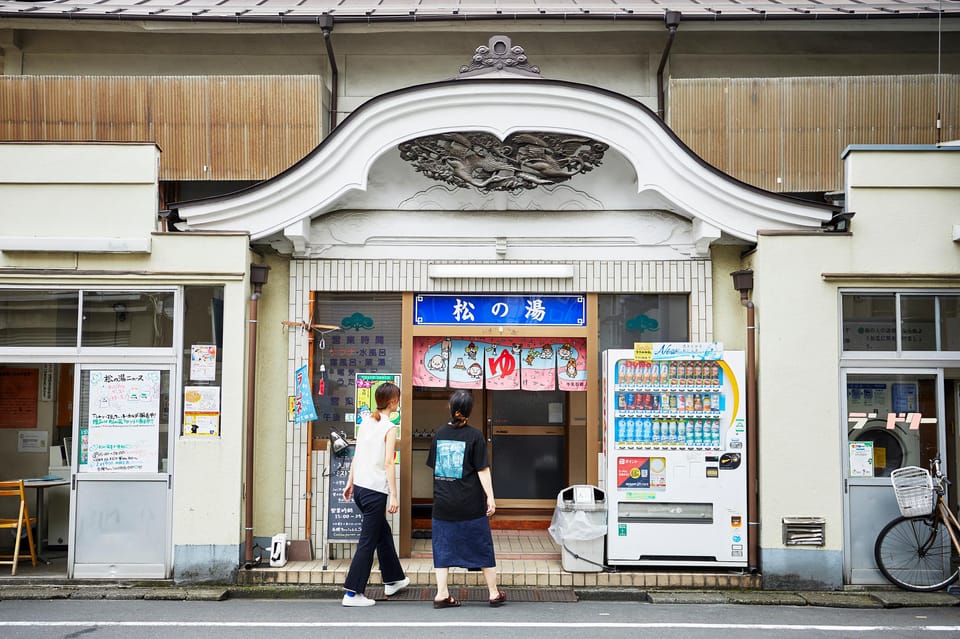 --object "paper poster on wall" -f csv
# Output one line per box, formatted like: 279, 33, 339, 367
849, 441, 874, 477
40, 363, 55, 401
0, 367, 39, 428
448, 339, 484, 389
87, 370, 161, 473
555, 339, 587, 391
17, 430, 48, 453
891, 383, 918, 413
190, 344, 217, 381
183, 386, 221, 436
520, 340, 556, 391
355, 374, 401, 434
